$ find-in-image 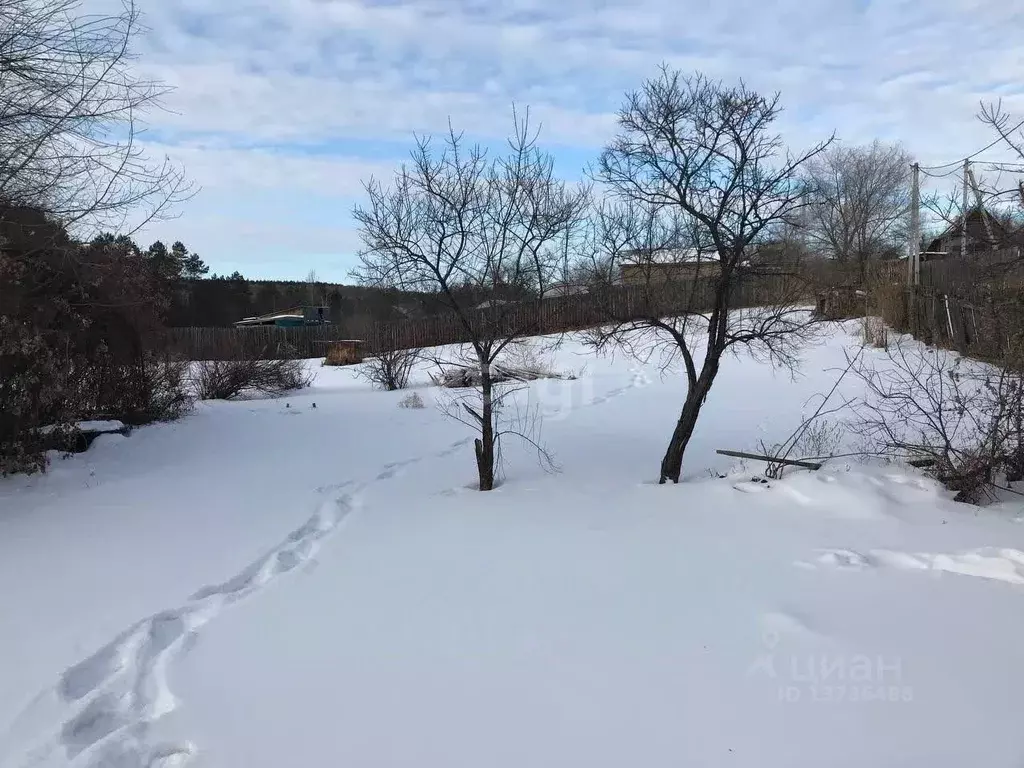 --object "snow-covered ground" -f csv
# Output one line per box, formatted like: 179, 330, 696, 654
3, 322, 1024, 768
